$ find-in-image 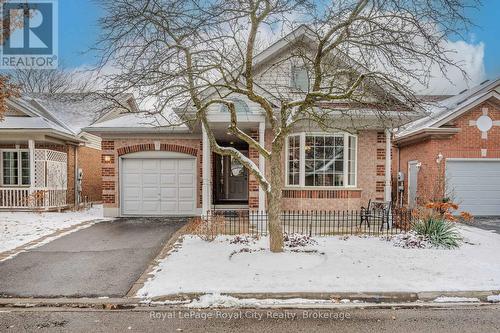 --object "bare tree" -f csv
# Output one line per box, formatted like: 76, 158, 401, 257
96, 0, 478, 252
9, 67, 89, 94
